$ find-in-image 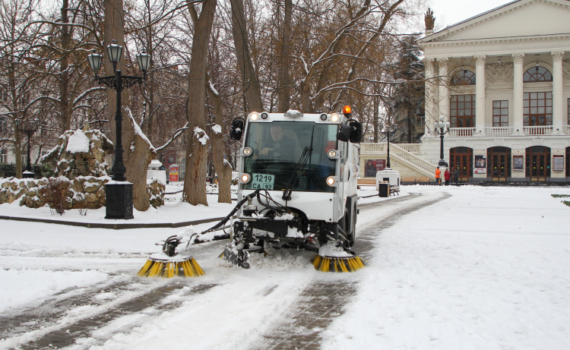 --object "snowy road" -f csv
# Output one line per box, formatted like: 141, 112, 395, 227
1, 186, 570, 350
